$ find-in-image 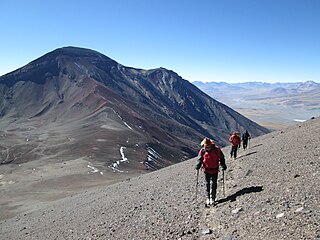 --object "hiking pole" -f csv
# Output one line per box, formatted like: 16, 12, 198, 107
195, 169, 199, 201
222, 170, 225, 197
